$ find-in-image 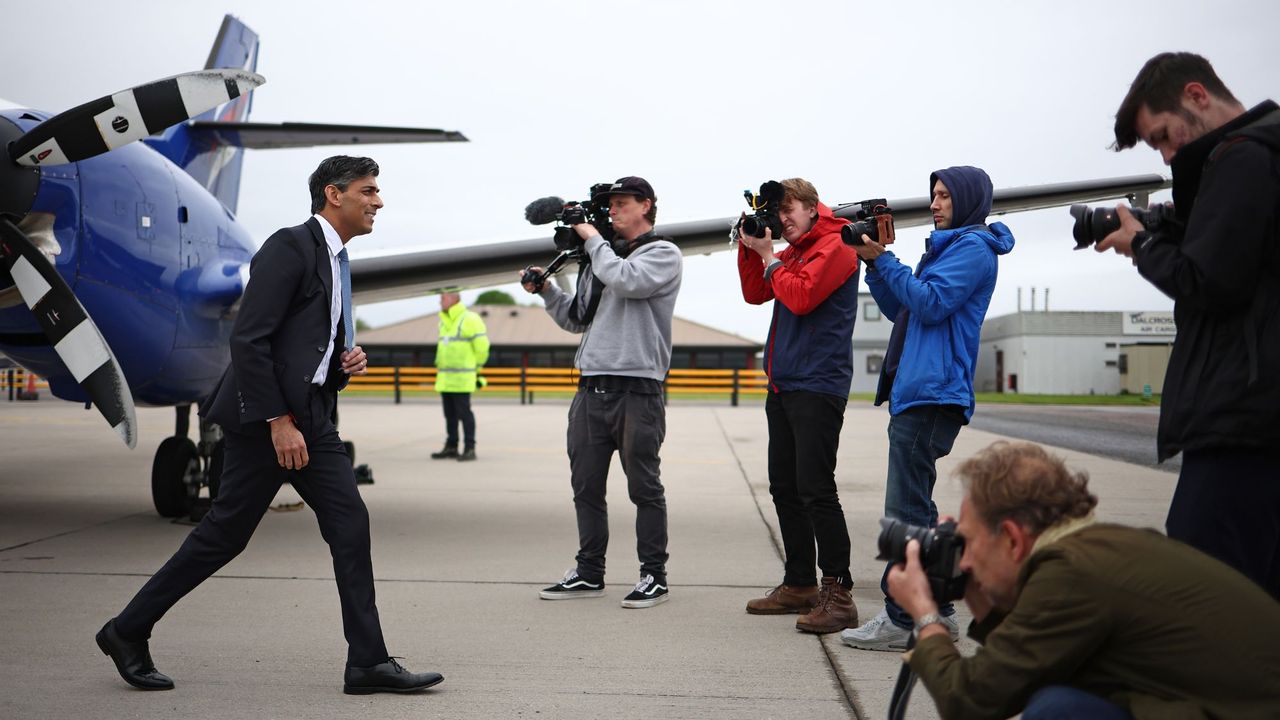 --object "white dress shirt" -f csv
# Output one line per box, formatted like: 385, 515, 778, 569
312, 214, 345, 386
